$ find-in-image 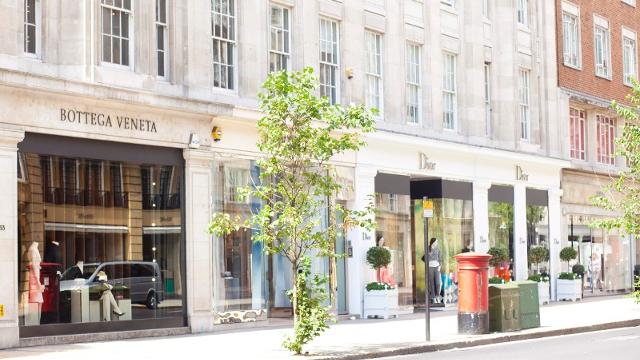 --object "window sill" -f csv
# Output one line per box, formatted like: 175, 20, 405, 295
595, 73, 612, 81
517, 24, 531, 33
563, 62, 582, 71
100, 62, 133, 72
23, 52, 41, 61
624, 81, 634, 88
440, 4, 458, 16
